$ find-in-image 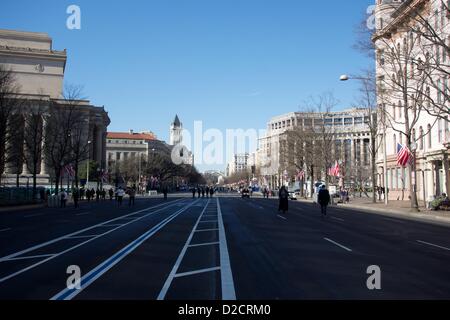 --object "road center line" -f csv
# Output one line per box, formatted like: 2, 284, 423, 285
324, 238, 353, 252
331, 217, 345, 222
51, 199, 199, 300
217, 197, 236, 300
277, 215, 287, 220
417, 240, 450, 251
